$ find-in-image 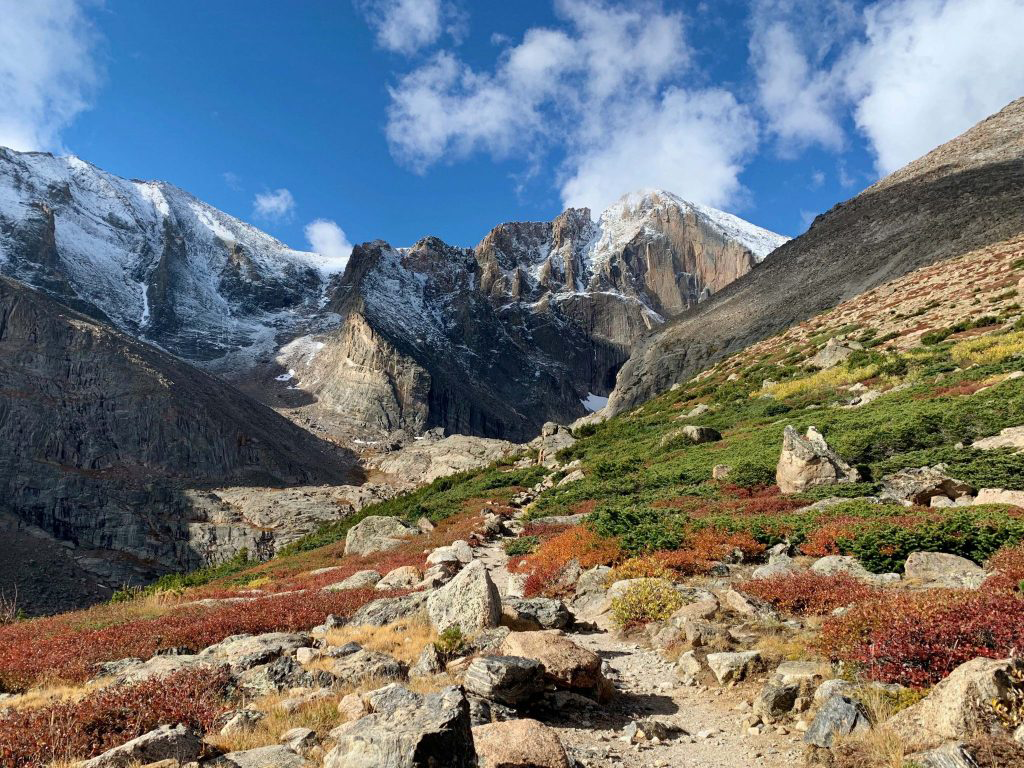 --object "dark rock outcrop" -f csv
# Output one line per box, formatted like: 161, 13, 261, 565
0, 276, 357, 612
